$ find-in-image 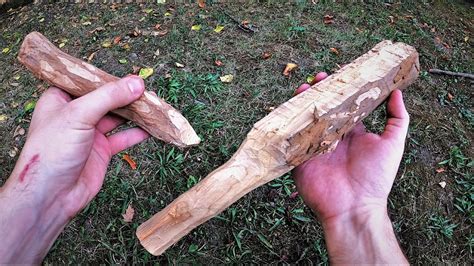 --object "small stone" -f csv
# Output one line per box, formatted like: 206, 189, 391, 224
8, 147, 18, 157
